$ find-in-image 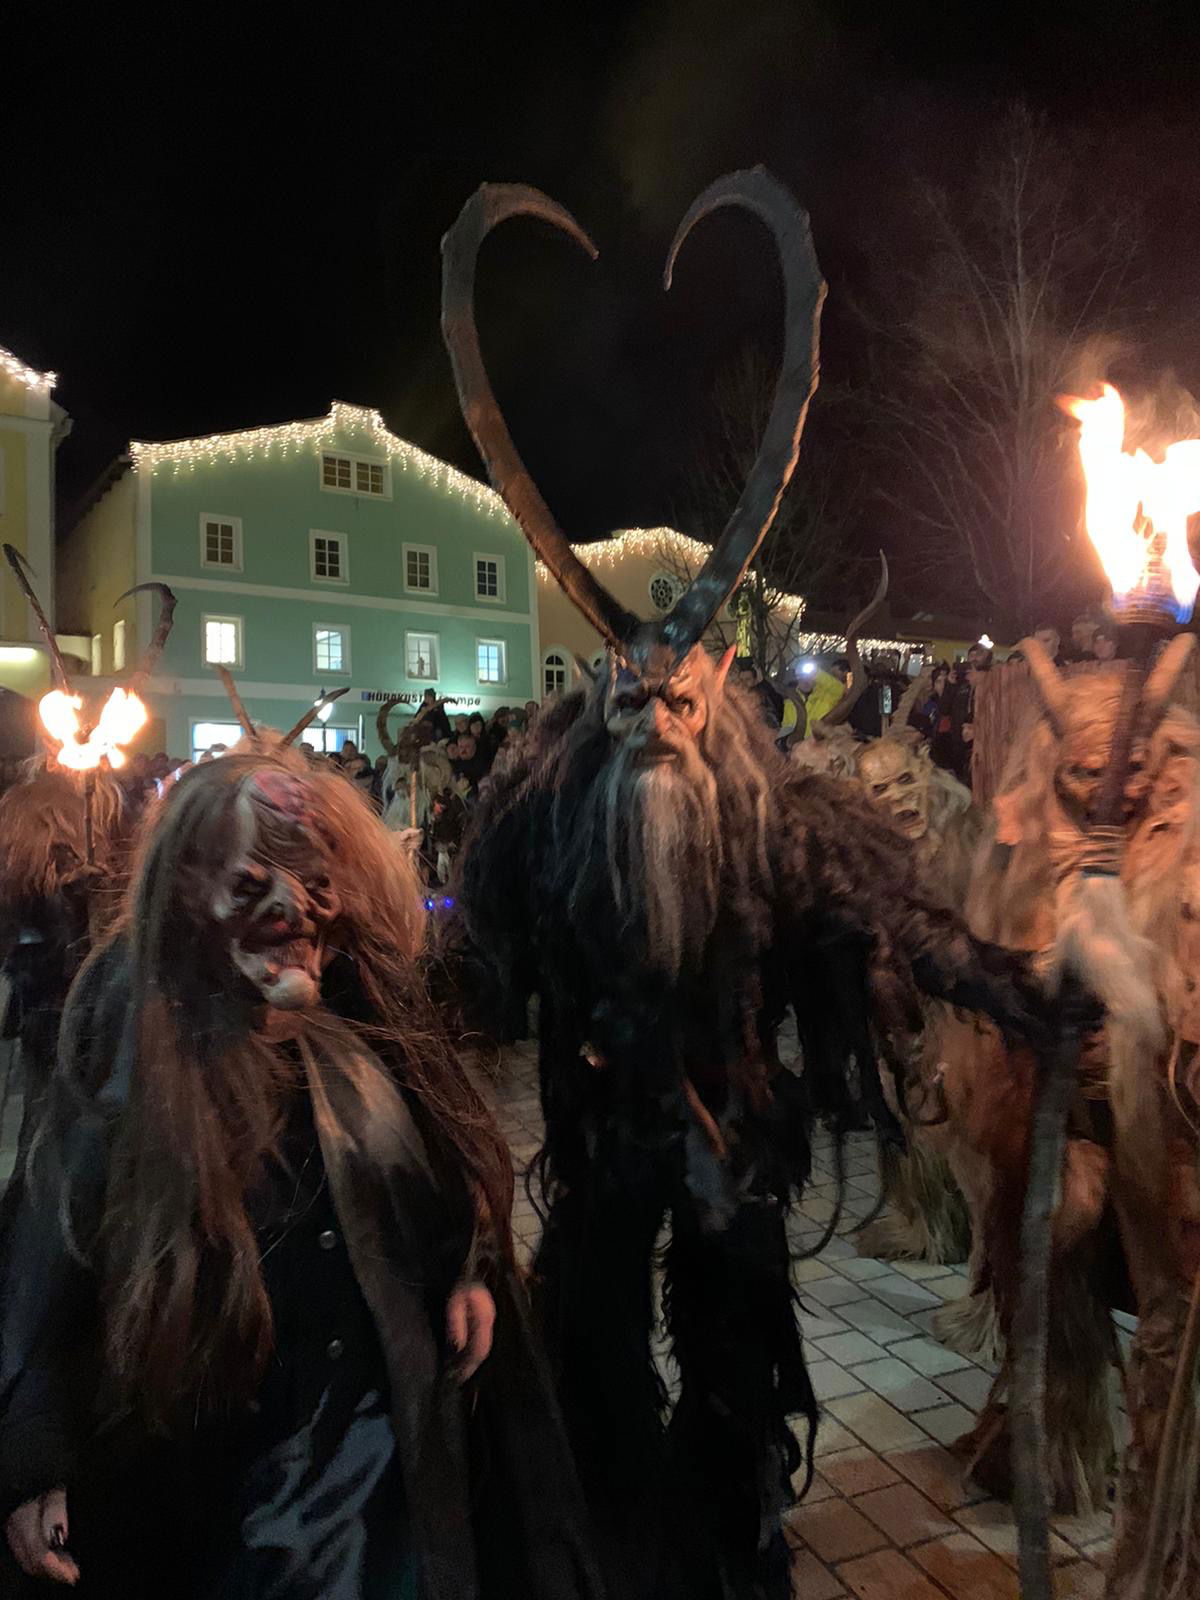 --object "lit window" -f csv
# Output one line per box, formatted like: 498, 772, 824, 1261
90, 634, 102, 675
113, 619, 126, 672
311, 531, 347, 583
321, 452, 387, 497
474, 554, 505, 603
403, 544, 437, 594
542, 649, 568, 697
191, 720, 247, 762
314, 625, 349, 674
200, 514, 242, 570
405, 632, 439, 679
203, 614, 243, 669
296, 725, 355, 755
476, 639, 506, 685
